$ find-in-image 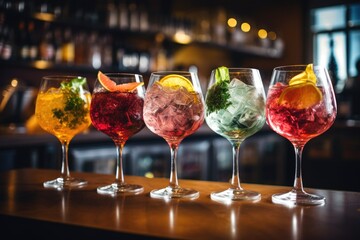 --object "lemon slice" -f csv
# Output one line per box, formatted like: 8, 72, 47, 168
158, 74, 194, 91
279, 82, 322, 109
